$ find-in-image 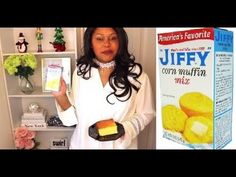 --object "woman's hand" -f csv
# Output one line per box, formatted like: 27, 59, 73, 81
52, 77, 67, 97
52, 77, 71, 111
